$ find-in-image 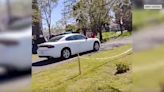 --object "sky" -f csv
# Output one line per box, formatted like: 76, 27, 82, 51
0, 0, 115, 29
42, 0, 65, 29
42, 0, 115, 29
